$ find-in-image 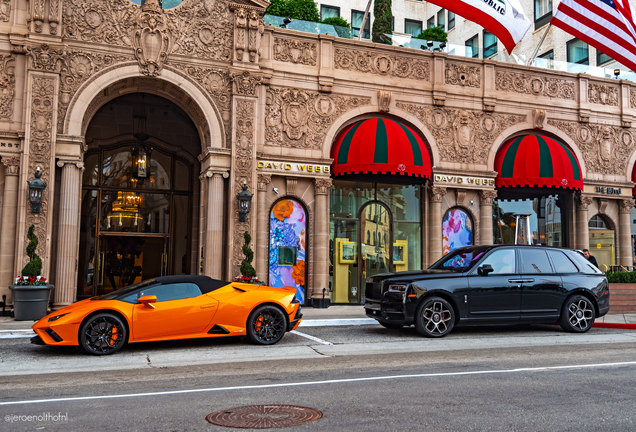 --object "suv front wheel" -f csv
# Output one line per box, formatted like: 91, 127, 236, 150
414, 297, 455, 338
